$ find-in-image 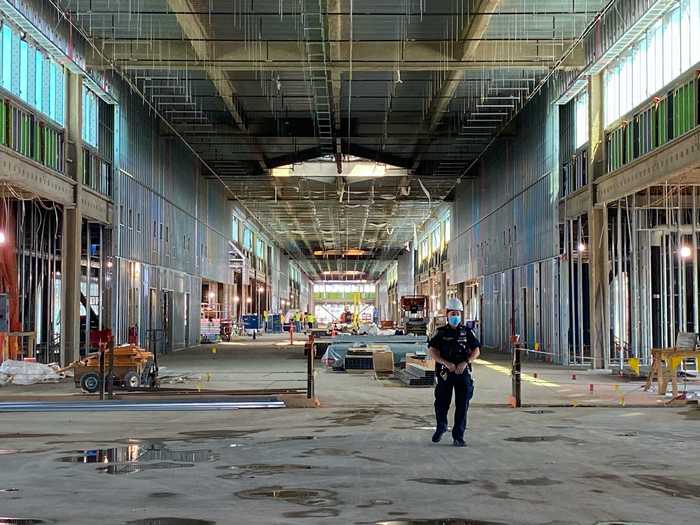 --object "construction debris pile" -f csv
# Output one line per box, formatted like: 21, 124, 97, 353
0, 360, 66, 386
